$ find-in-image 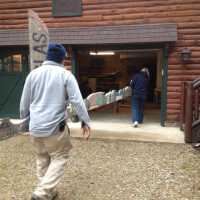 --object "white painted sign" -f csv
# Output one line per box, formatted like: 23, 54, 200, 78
28, 10, 49, 70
